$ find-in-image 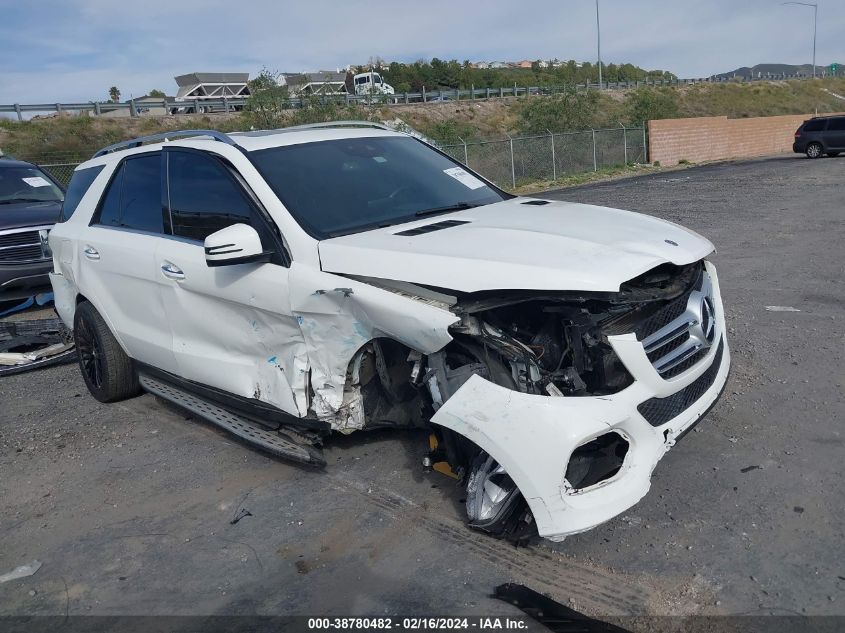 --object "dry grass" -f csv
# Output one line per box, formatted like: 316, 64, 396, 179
3, 78, 844, 160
